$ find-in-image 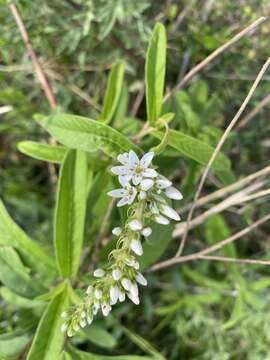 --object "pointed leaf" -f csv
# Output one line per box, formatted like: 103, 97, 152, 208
153, 129, 231, 173
0, 331, 30, 358
99, 60, 125, 124
18, 141, 67, 163
26, 283, 69, 360
54, 150, 88, 278
40, 114, 139, 157
0, 246, 43, 297
145, 23, 166, 125
0, 199, 56, 281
